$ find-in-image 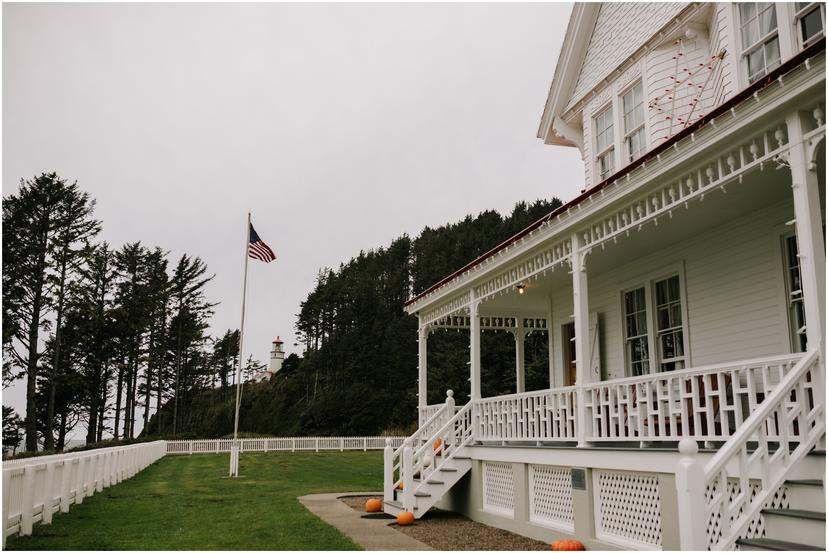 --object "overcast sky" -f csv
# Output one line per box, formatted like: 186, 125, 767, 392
3, 2, 584, 439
